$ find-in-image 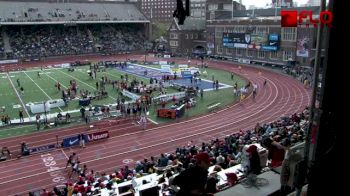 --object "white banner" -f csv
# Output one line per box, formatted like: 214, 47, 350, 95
52, 63, 71, 68
26, 99, 65, 114
238, 58, 251, 64
159, 61, 168, 65
161, 65, 171, 73
234, 43, 248, 48
178, 64, 188, 69
0, 59, 18, 64
154, 92, 186, 102
122, 89, 140, 101
163, 55, 171, 58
